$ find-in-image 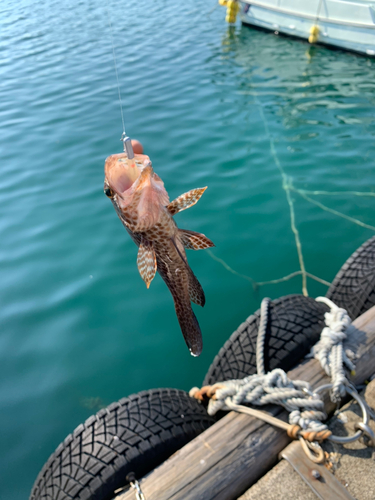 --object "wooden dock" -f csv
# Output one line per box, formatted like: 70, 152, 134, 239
117, 306, 375, 500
